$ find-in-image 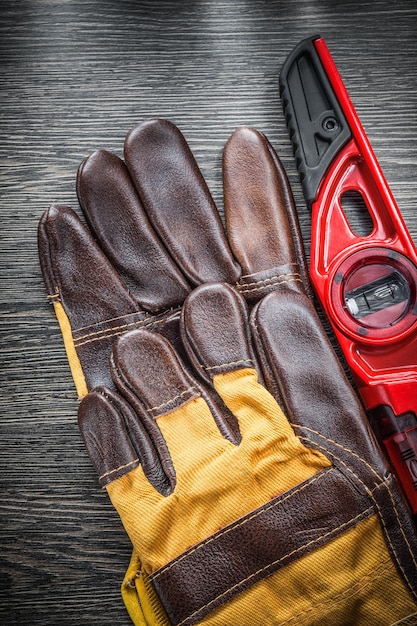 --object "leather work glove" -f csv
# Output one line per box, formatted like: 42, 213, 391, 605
38, 120, 417, 624
38, 118, 308, 398
78, 282, 417, 625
